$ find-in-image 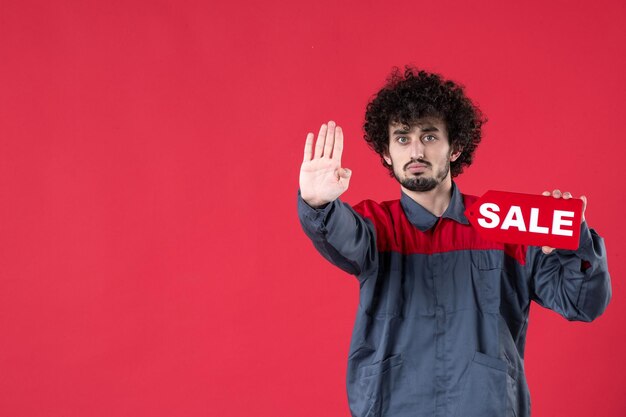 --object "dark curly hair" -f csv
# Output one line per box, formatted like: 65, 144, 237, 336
363, 66, 487, 177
